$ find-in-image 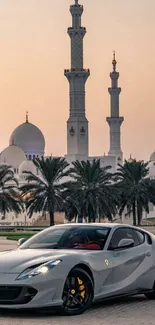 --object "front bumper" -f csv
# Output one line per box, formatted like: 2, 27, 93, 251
0, 273, 64, 309
0, 285, 37, 305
